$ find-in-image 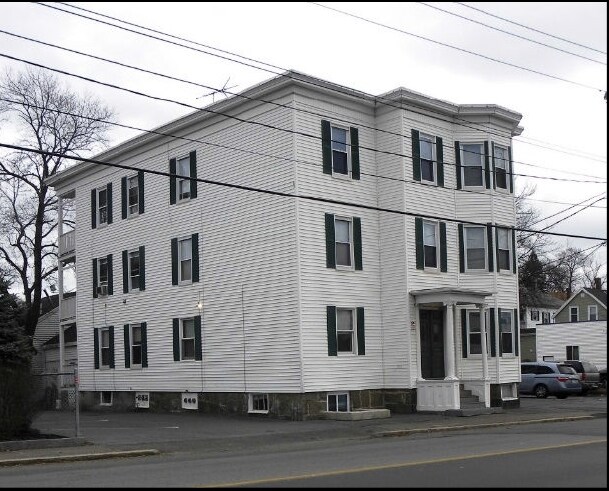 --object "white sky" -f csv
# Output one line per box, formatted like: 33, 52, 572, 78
0, 2, 607, 278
